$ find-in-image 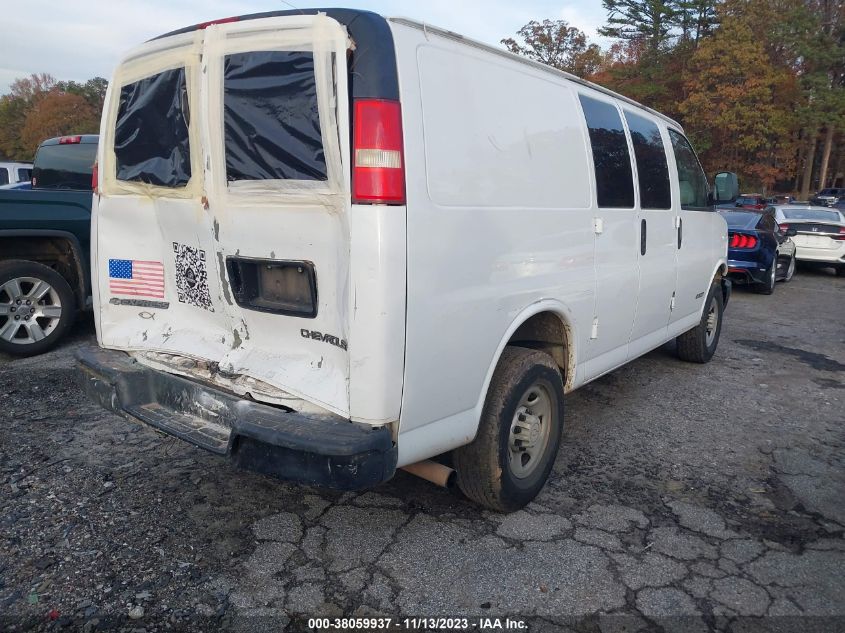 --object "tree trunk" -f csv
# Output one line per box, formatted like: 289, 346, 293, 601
800, 134, 817, 201
833, 143, 844, 187
817, 126, 835, 189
